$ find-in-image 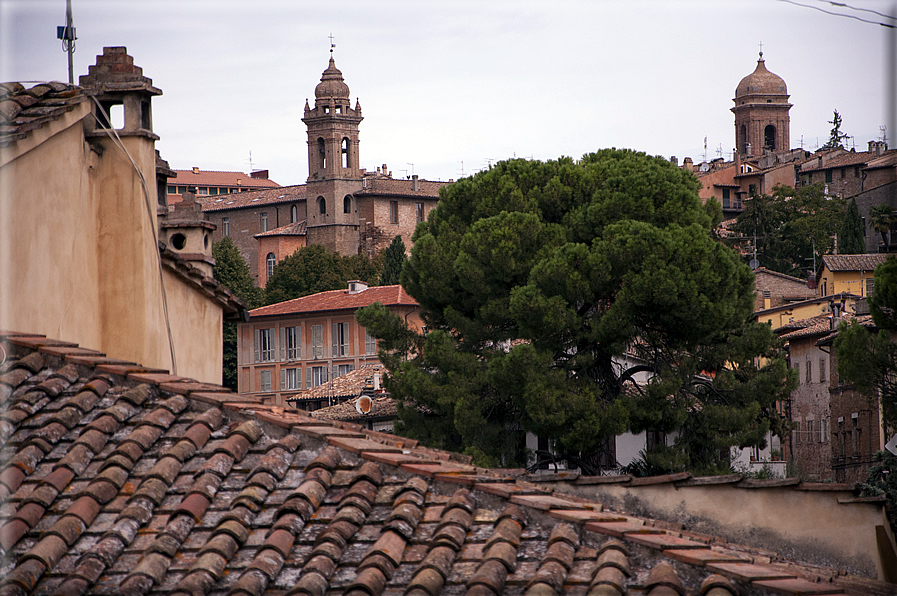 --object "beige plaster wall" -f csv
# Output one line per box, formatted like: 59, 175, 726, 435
0, 105, 104, 349
161, 267, 223, 383
554, 480, 892, 580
